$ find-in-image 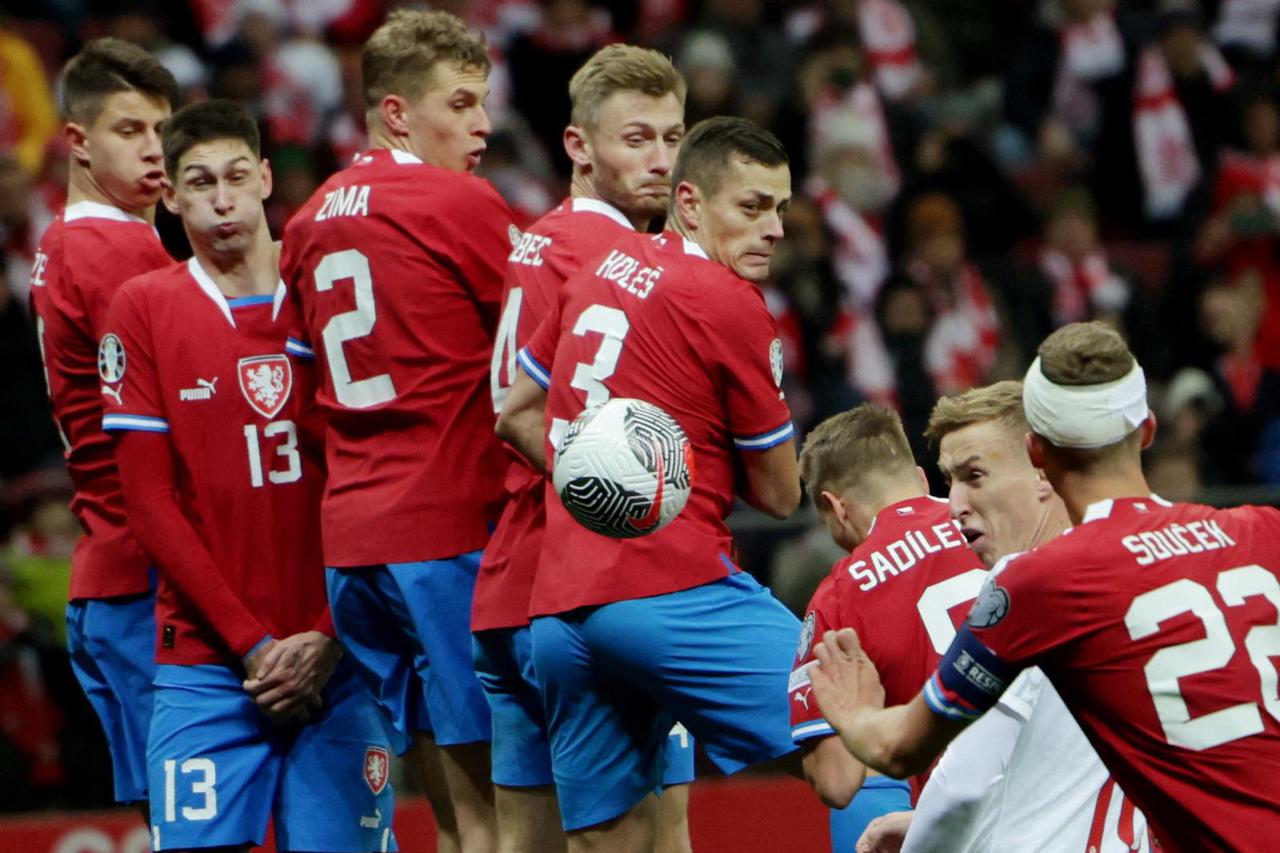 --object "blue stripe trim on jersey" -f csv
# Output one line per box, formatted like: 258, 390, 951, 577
102, 413, 170, 433
226, 294, 275, 308
734, 421, 795, 451
285, 337, 315, 359
517, 348, 551, 390
791, 720, 836, 742
923, 673, 982, 721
